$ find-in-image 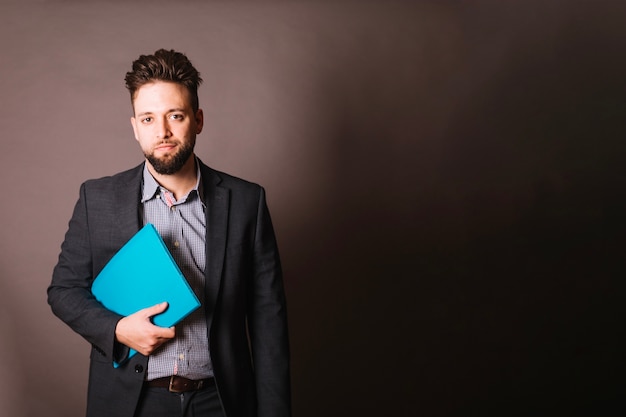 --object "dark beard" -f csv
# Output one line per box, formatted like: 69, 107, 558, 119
146, 141, 194, 175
